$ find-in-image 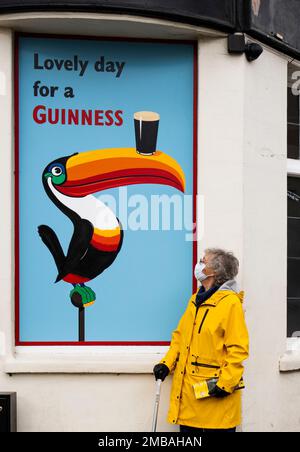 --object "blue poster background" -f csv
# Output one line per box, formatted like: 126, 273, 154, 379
18, 36, 194, 342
